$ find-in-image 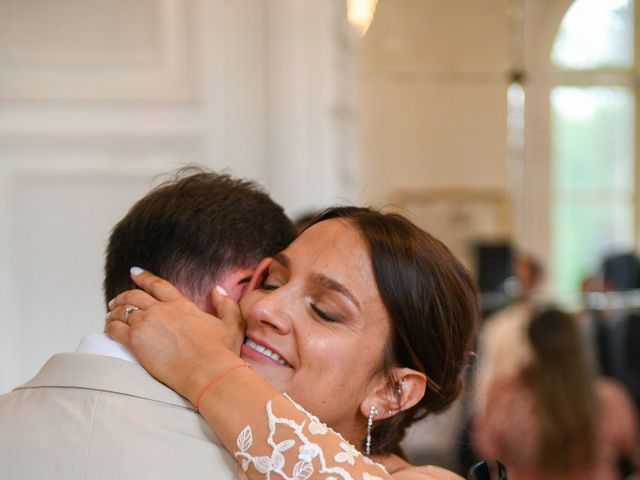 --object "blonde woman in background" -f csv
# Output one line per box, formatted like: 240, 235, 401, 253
473, 308, 638, 480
